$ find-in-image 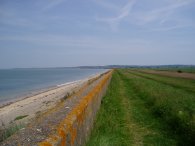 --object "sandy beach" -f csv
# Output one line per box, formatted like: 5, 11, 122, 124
0, 73, 101, 129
